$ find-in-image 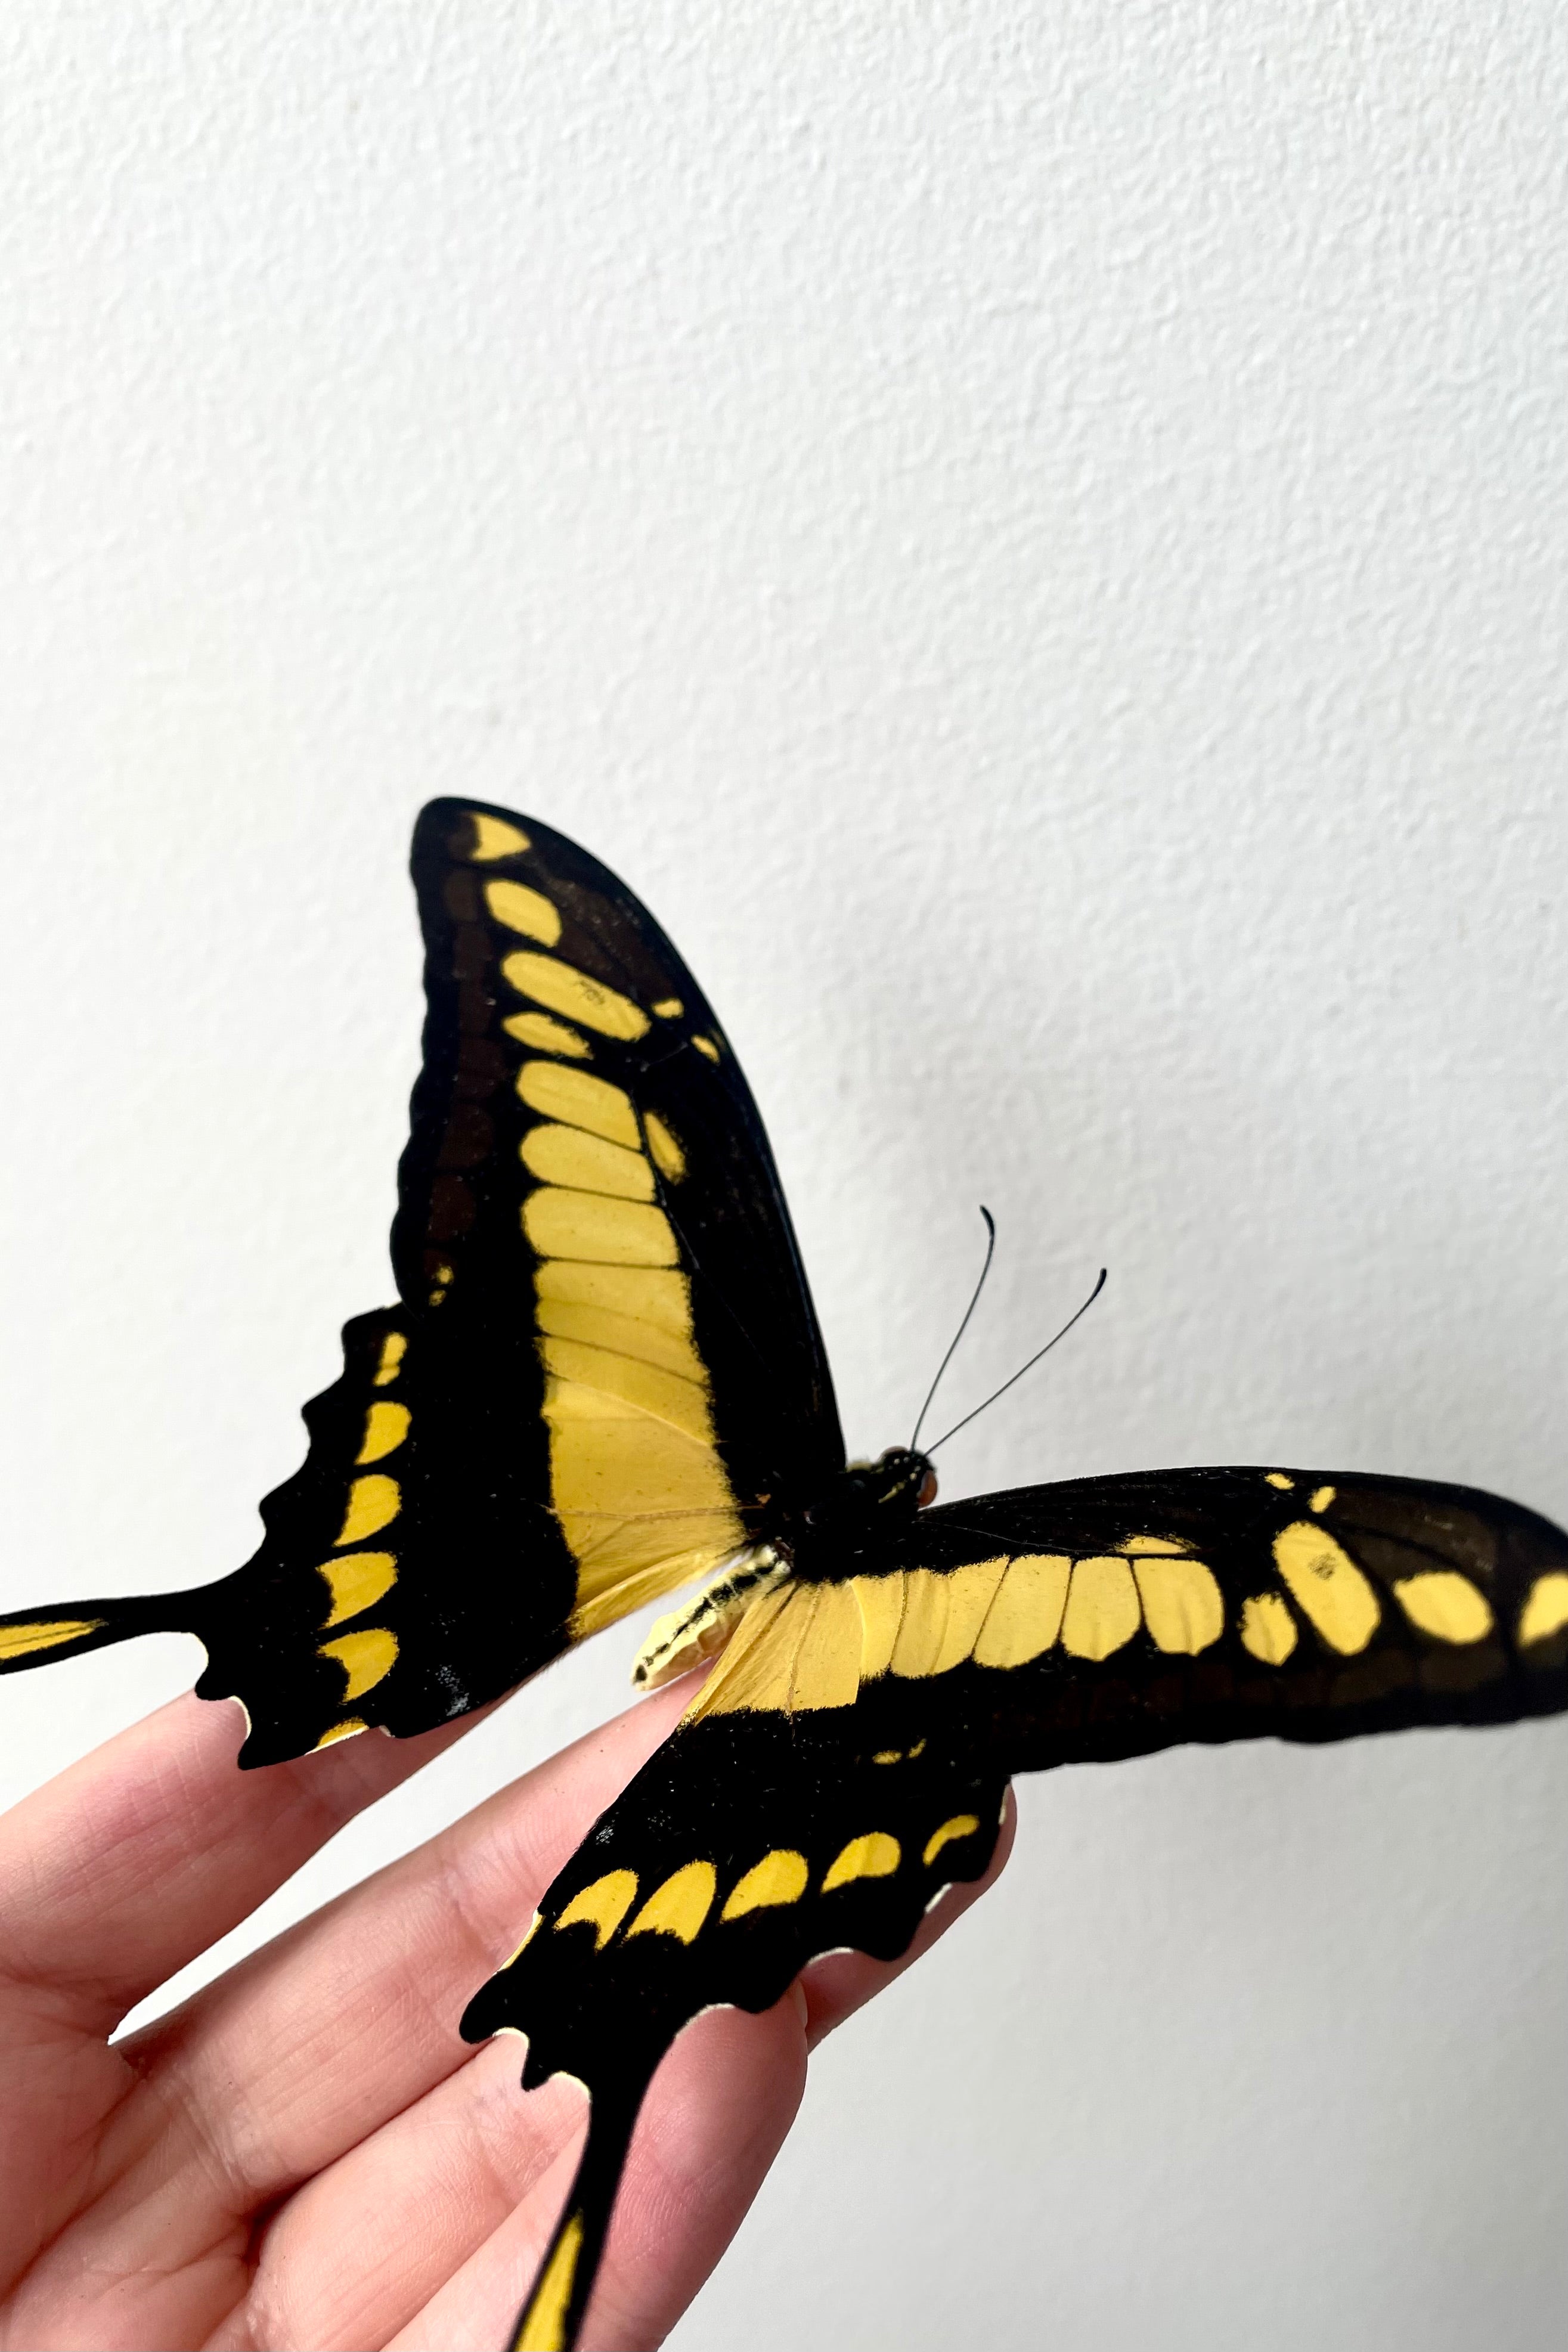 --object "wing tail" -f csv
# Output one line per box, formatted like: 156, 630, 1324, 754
507, 2075, 650, 2352
466, 1699, 1006, 2352
0, 1589, 195, 1675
